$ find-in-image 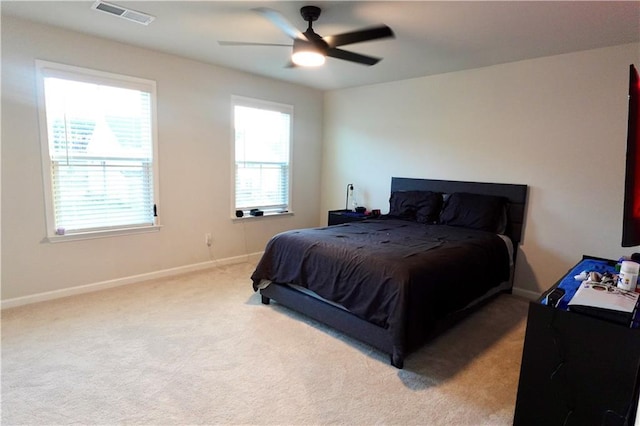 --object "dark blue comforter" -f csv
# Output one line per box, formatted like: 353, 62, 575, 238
251, 218, 510, 353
